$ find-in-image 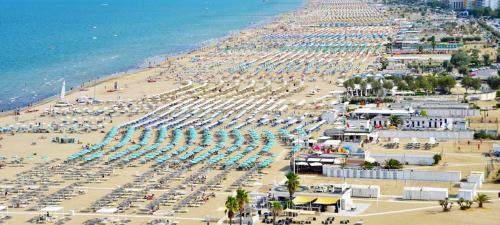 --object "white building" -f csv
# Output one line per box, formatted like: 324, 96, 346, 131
403, 187, 449, 201
482, 0, 499, 9
447, 0, 466, 10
